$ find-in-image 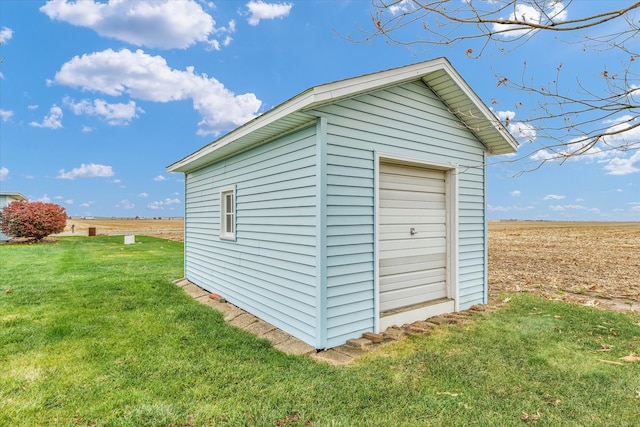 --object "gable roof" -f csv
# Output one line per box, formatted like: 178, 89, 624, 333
167, 57, 518, 173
